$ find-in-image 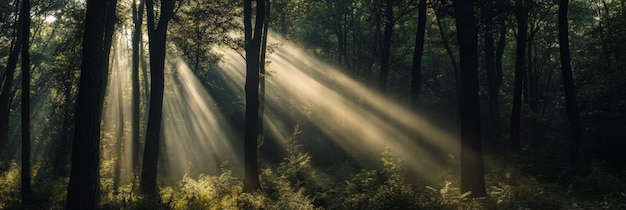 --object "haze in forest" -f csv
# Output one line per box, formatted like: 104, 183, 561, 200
1, 0, 625, 209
